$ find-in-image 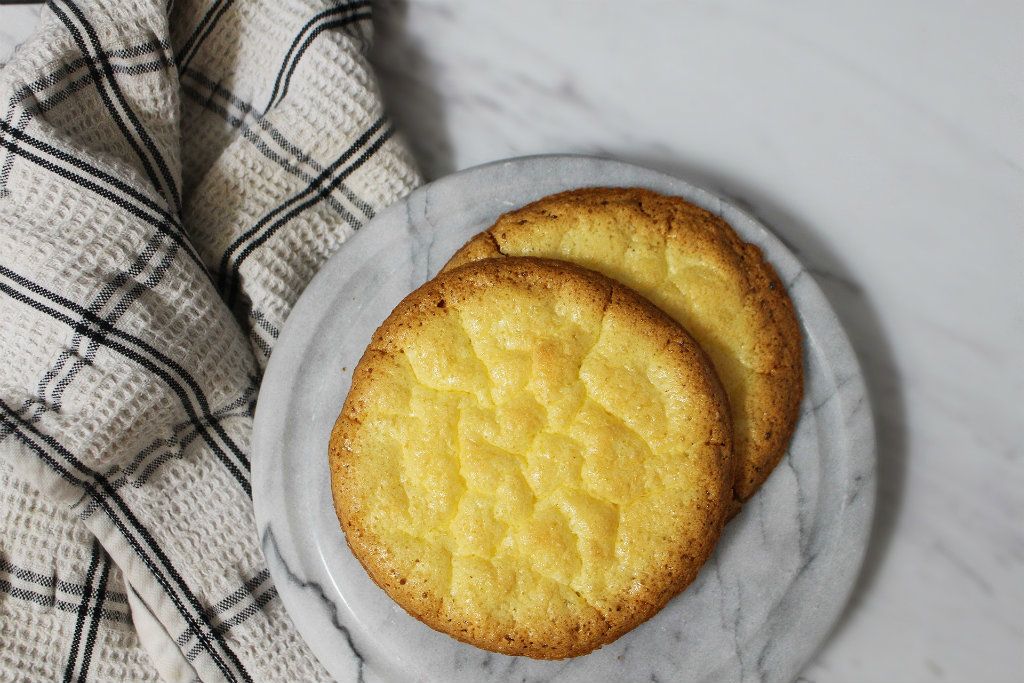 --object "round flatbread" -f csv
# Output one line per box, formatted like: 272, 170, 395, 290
330, 257, 733, 658
445, 188, 803, 504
